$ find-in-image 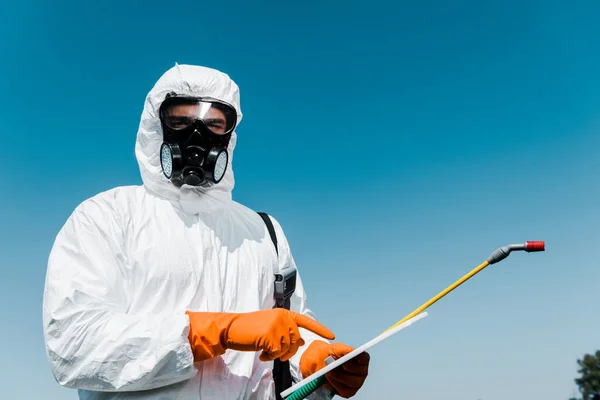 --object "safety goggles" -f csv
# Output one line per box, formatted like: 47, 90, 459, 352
159, 94, 237, 135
